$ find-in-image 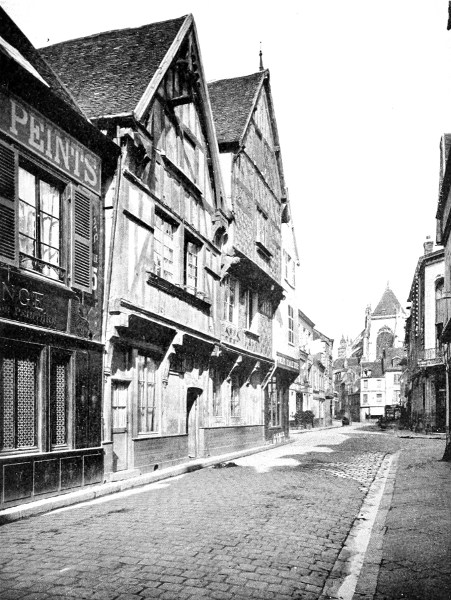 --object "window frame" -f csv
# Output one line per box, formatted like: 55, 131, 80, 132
223, 276, 238, 324
288, 305, 295, 345
153, 211, 177, 283
137, 354, 158, 435
18, 161, 65, 283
